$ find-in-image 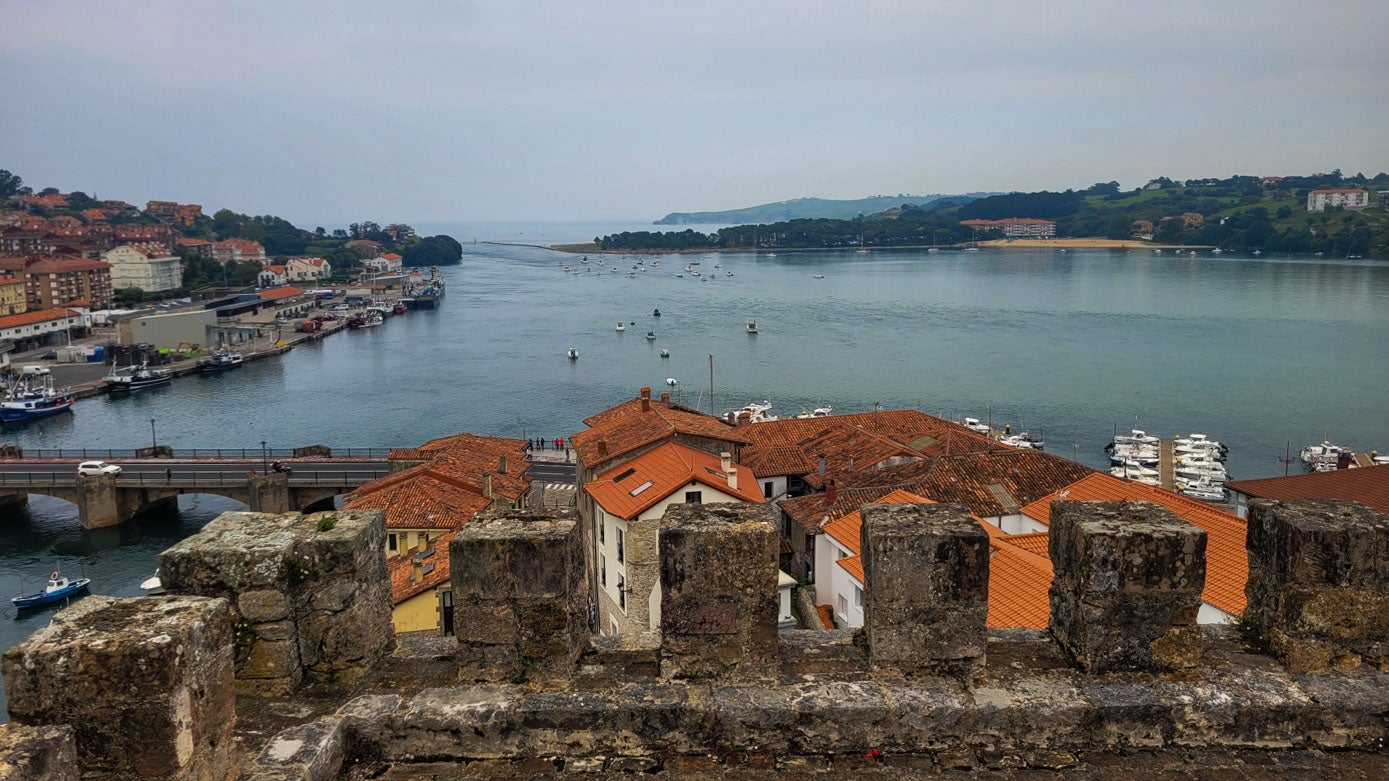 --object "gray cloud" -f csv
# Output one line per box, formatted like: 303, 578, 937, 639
2, 1, 1385, 223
